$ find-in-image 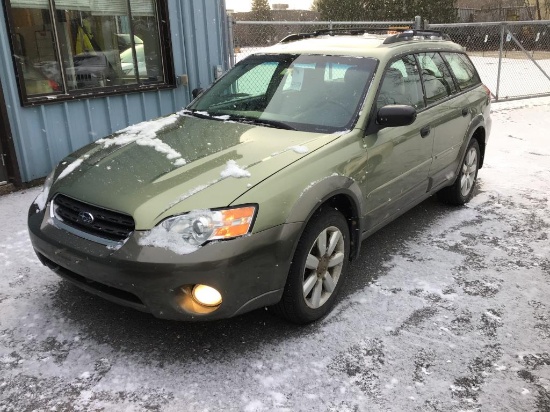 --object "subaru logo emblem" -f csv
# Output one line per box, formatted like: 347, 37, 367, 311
78, 211, 94, 225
